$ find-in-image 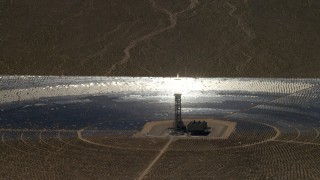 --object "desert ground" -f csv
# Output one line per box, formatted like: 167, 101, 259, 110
1, 0, 320, 77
